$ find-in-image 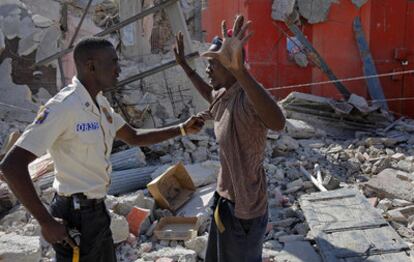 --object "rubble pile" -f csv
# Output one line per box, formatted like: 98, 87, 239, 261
0, 115, 413, 261
1, 0, 414, 261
